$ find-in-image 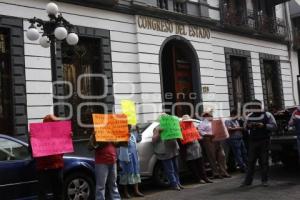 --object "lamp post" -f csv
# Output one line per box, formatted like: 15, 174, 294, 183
26, 2, 78, 115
